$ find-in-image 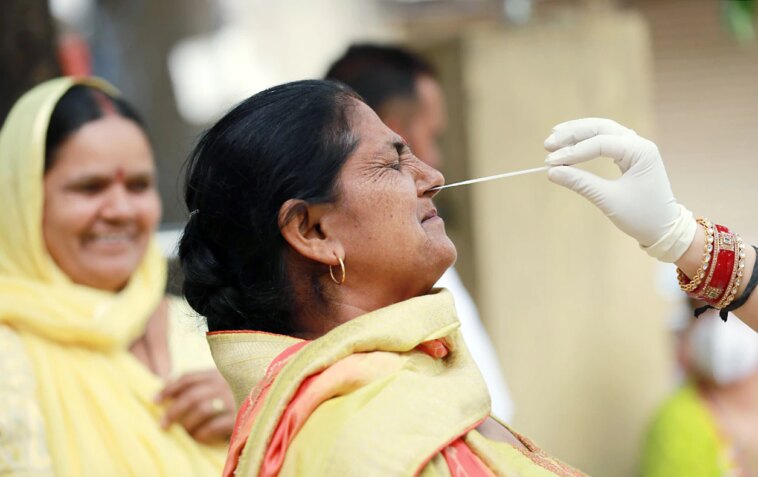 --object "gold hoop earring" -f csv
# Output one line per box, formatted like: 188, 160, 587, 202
329, 254, 346, 285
